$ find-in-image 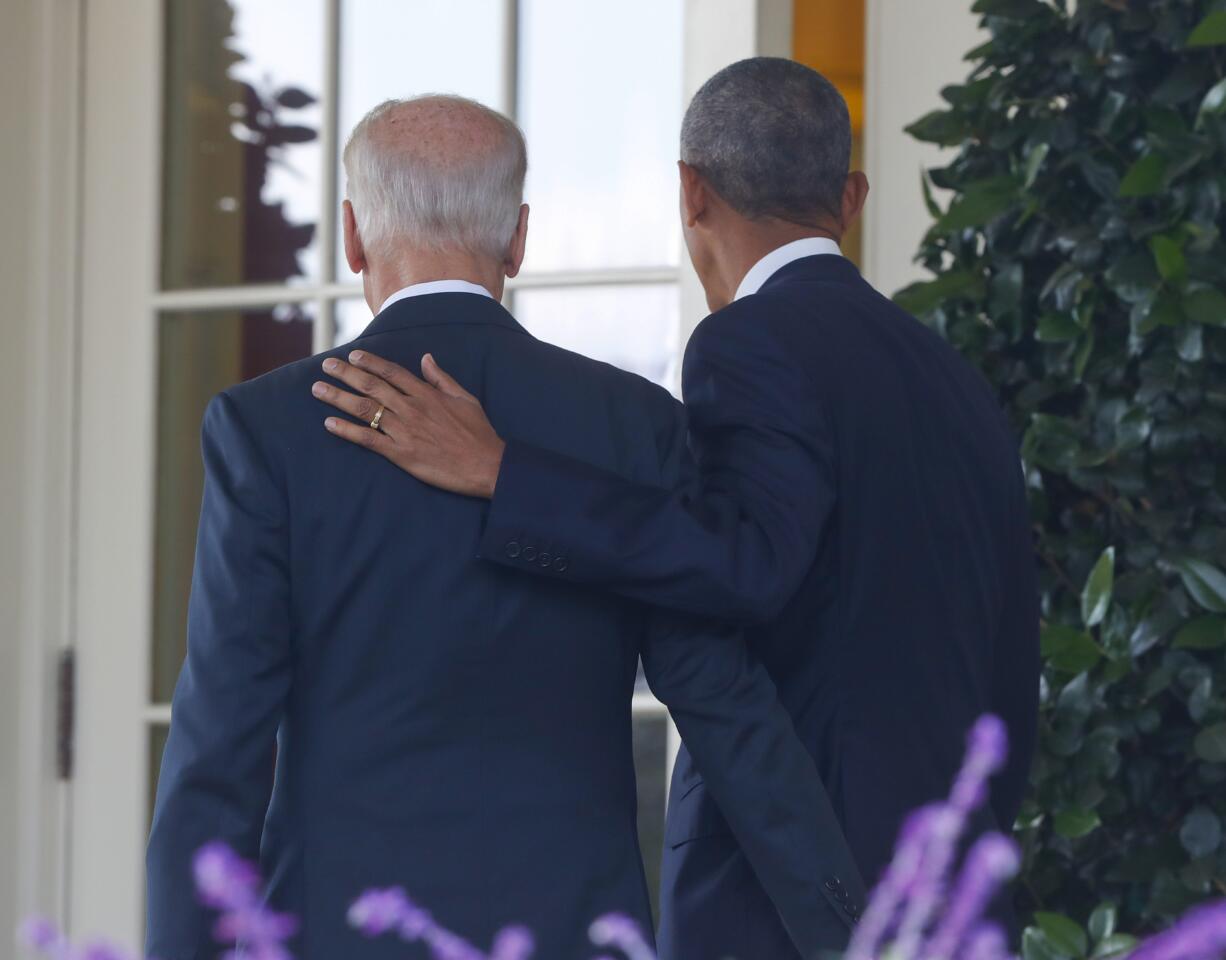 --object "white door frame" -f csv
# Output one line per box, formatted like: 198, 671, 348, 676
70, 0, 163, 948
10, 0, 87, 943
